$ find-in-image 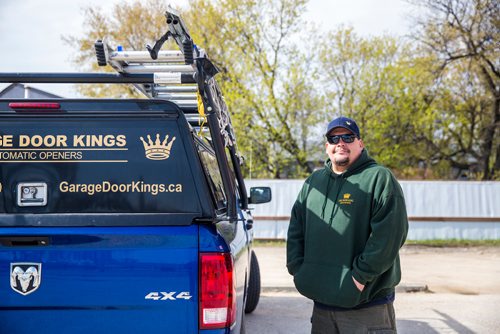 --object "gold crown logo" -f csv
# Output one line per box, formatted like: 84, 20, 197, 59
343, 193, 351, 199
140, 134, 176, 160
